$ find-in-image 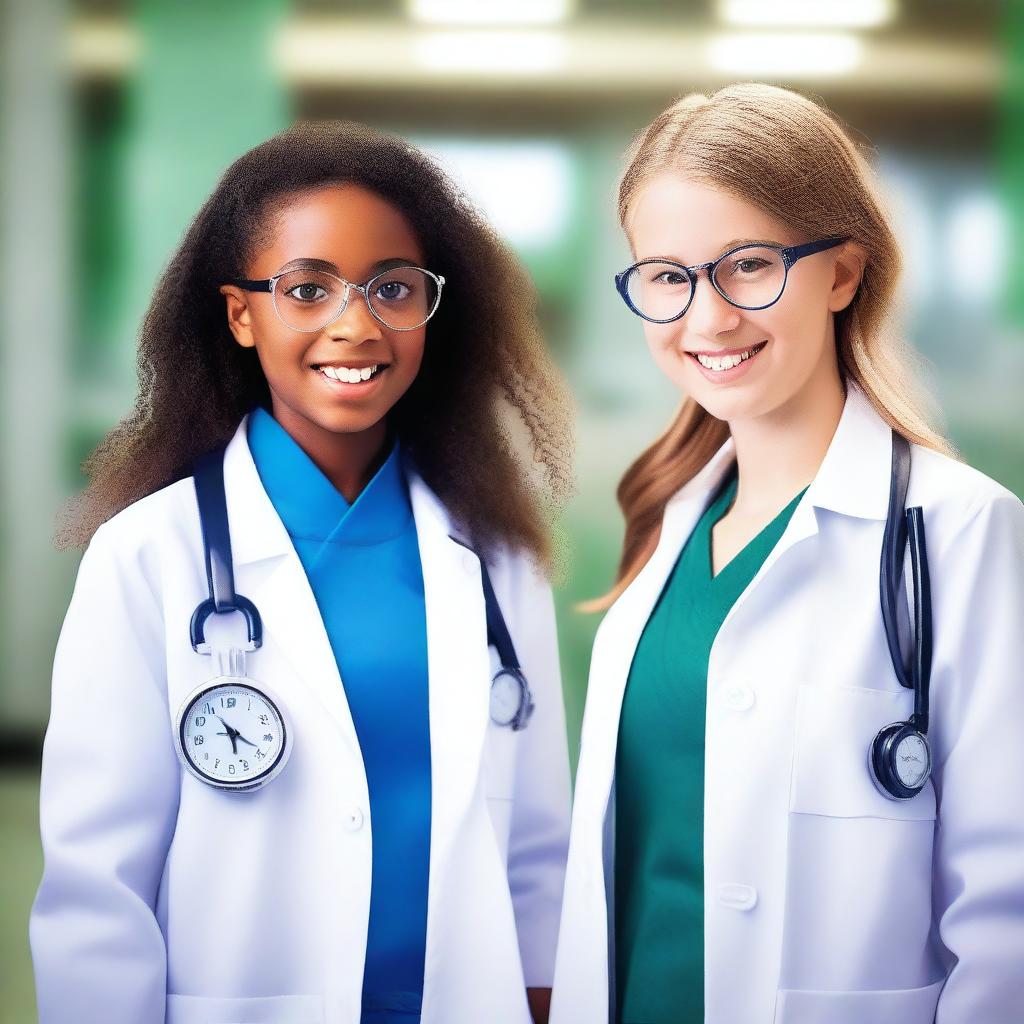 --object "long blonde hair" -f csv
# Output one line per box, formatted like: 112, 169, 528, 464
586, 83, 956, 612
